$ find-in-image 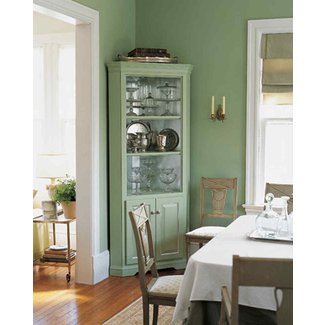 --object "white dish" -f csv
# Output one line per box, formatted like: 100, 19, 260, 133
127, 121, 150, 134
49, 245, 68, 250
